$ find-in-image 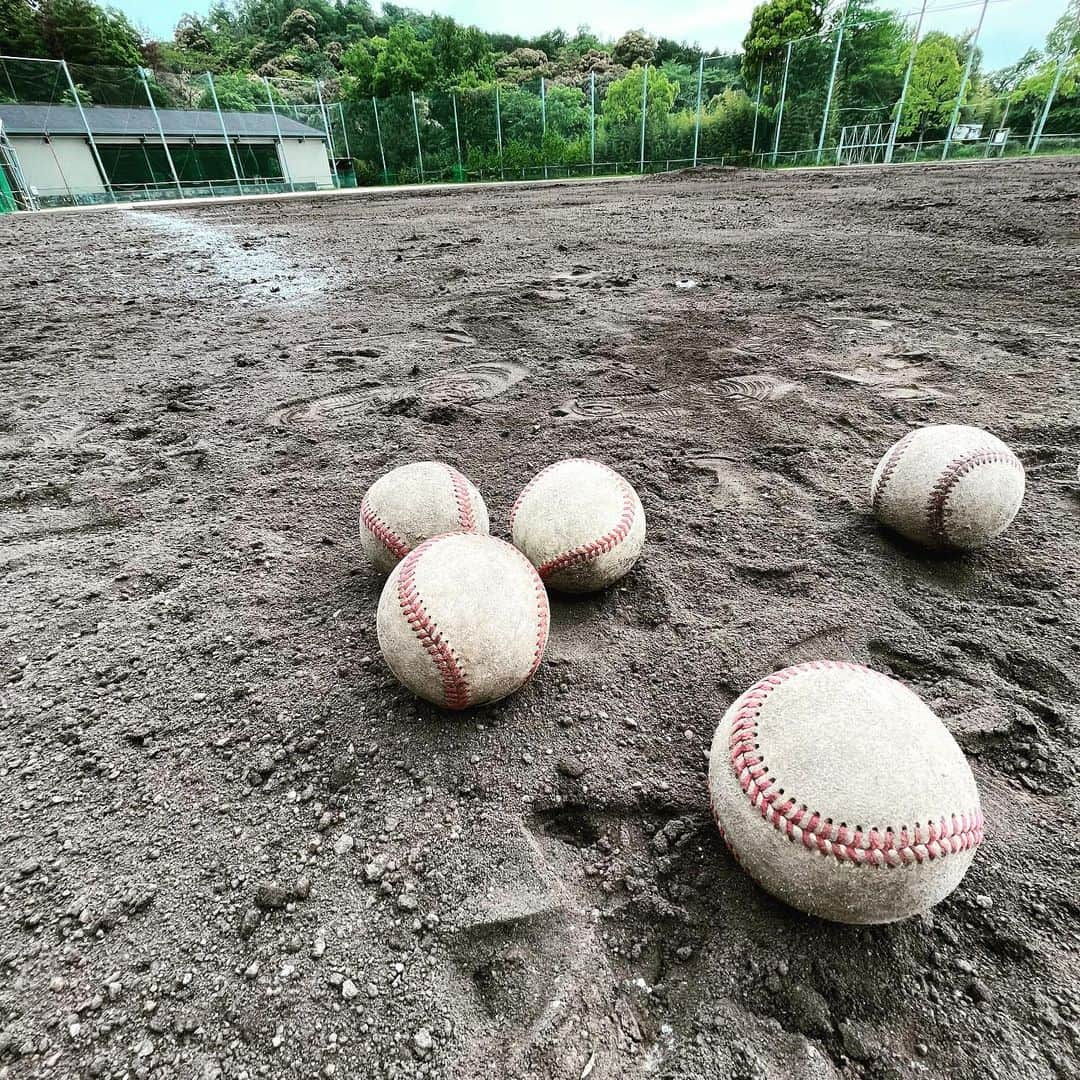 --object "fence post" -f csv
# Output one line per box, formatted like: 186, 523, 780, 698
540, 76, 548, 180
495, 83, 504, 180
410, 91, 424, 182
60, 59, 115, 202
817, 2, 850, 165
338, 103, 352, 164
639, 63, 648, 173
692, 56, 704, 166
205, 72, 243, 191
772, 42, 792, 166
138, 66, 183, 198
886, 0, 928, 164
750, 62, 763, 156
263, 77, 295, 192
372, 97, 388, 181
942, 0, 990, 159
452, 92, 462, 175
315, 78, 339, 186
590, 71, 596, 175
1031, 57, 1065, 154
